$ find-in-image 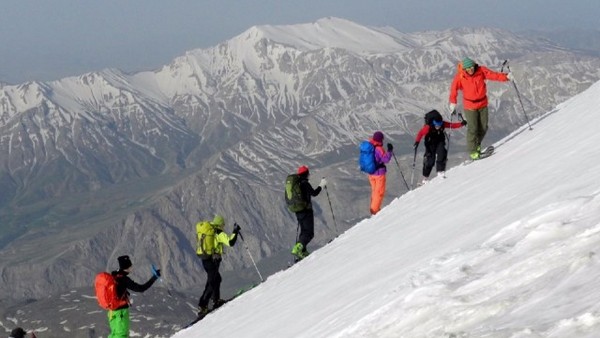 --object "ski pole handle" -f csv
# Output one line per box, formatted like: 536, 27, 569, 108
412, 147, 417, 166
501, 59, 508, 72
151, 263, 173, 296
